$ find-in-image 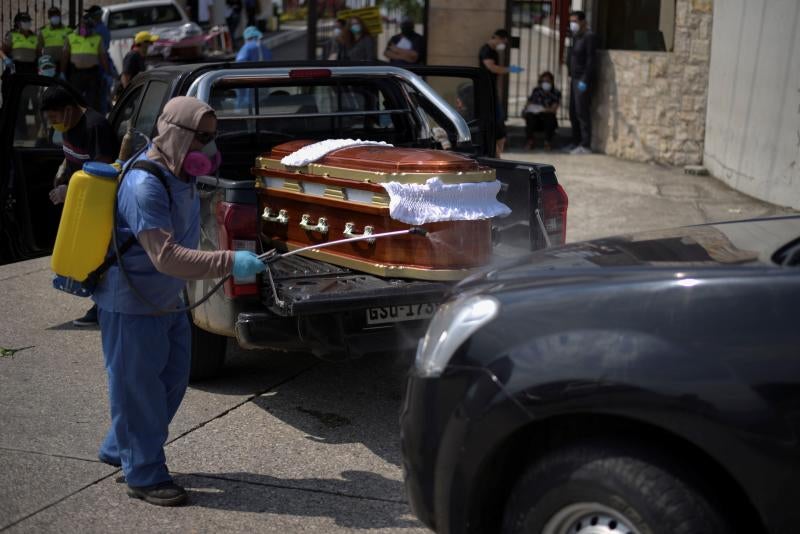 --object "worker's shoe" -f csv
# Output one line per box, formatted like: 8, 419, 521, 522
127, 481, 188, 507
72, 305, 98, 327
